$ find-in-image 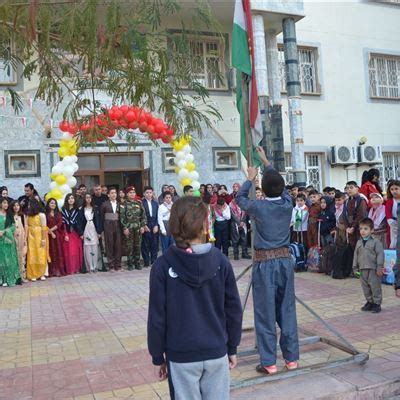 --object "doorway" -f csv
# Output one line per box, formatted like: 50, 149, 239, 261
76, 152, 150, 196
